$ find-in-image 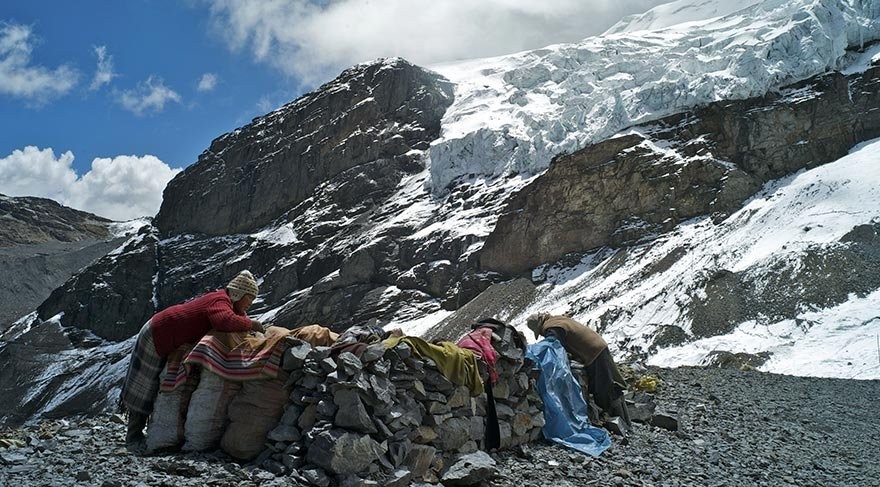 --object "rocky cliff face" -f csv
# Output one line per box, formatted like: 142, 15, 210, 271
154, 58, 453, 237
480, 66, 880, 274
37, 227, 159, 341
31, 59, 459, 341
